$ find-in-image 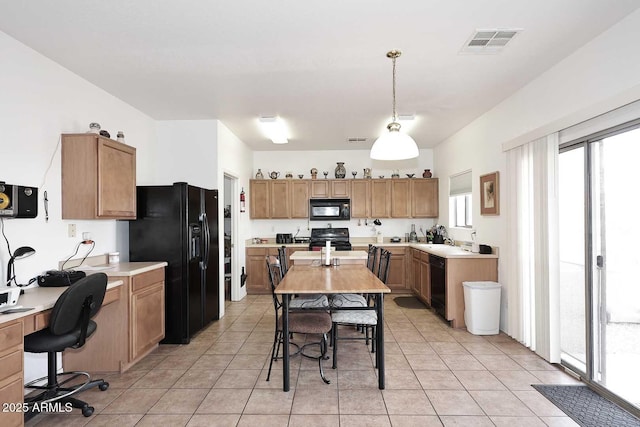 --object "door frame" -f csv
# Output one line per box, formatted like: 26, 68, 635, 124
223, 172, 241, 302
